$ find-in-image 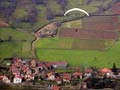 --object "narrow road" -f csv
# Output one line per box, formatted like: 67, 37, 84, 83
31, 22, 57, 58
31, 33, 39, 58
